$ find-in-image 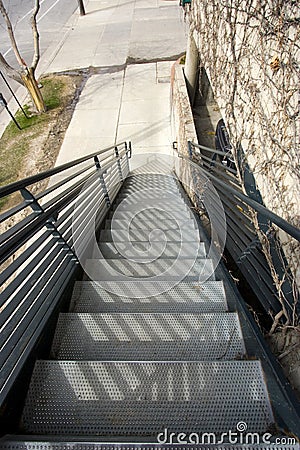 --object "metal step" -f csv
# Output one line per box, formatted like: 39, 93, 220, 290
110, 208, 194, 220
96, 241, 206, 259
112, 196, 191, 208
118, 191, 184, 201
99, 228, 200, 242
120, 183, 181, 191
70, 281, 228, 313
125, 175, 178, 182
21, 360, 273, 436
105, 218, 197, 230
122, 179, 180, 188
117, 196, 185, 205
84, 258, 215, 281
124, 176, 178, 182
0, 442, 297, 450
115, 192, 186, 202
112, 201, 191, 212
51, 312, 245, 360
121, 185, 180, 193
